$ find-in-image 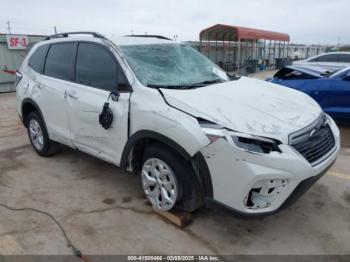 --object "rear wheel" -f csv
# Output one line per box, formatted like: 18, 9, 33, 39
26, 112, 60, 157
141, 143, 204, 212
